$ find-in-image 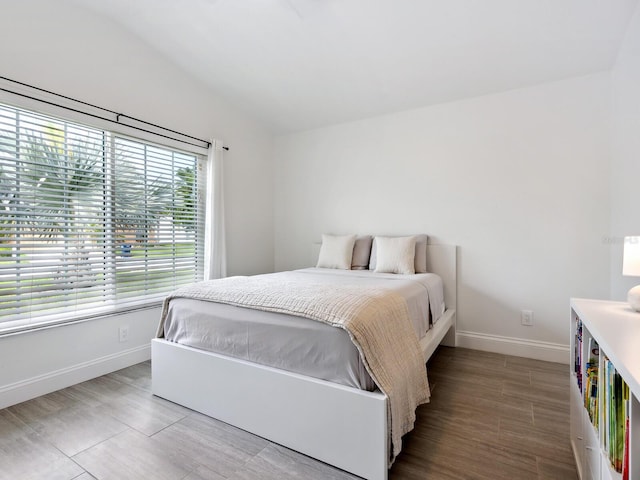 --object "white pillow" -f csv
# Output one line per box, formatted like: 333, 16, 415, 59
374, 236, 417, 274
316, 234, 357, 270
369, 234, 428, 272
